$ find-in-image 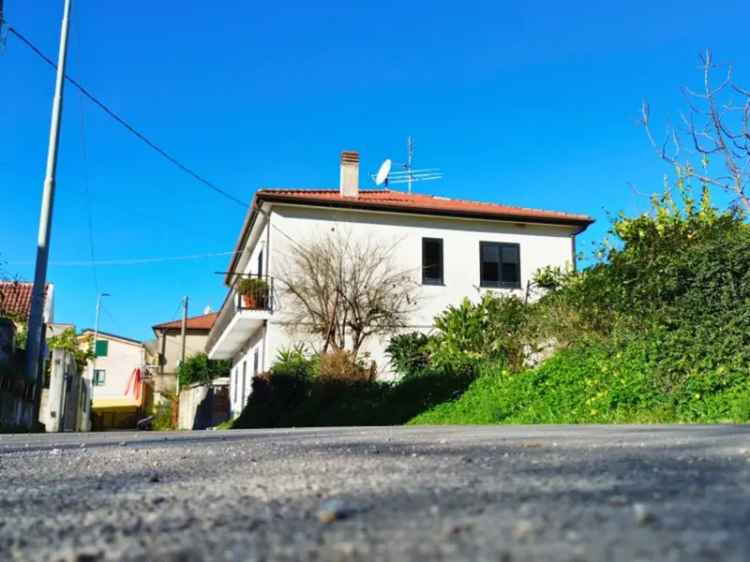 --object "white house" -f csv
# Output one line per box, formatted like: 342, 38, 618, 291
206, 151, 593, 417
79, 330, 146, 430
